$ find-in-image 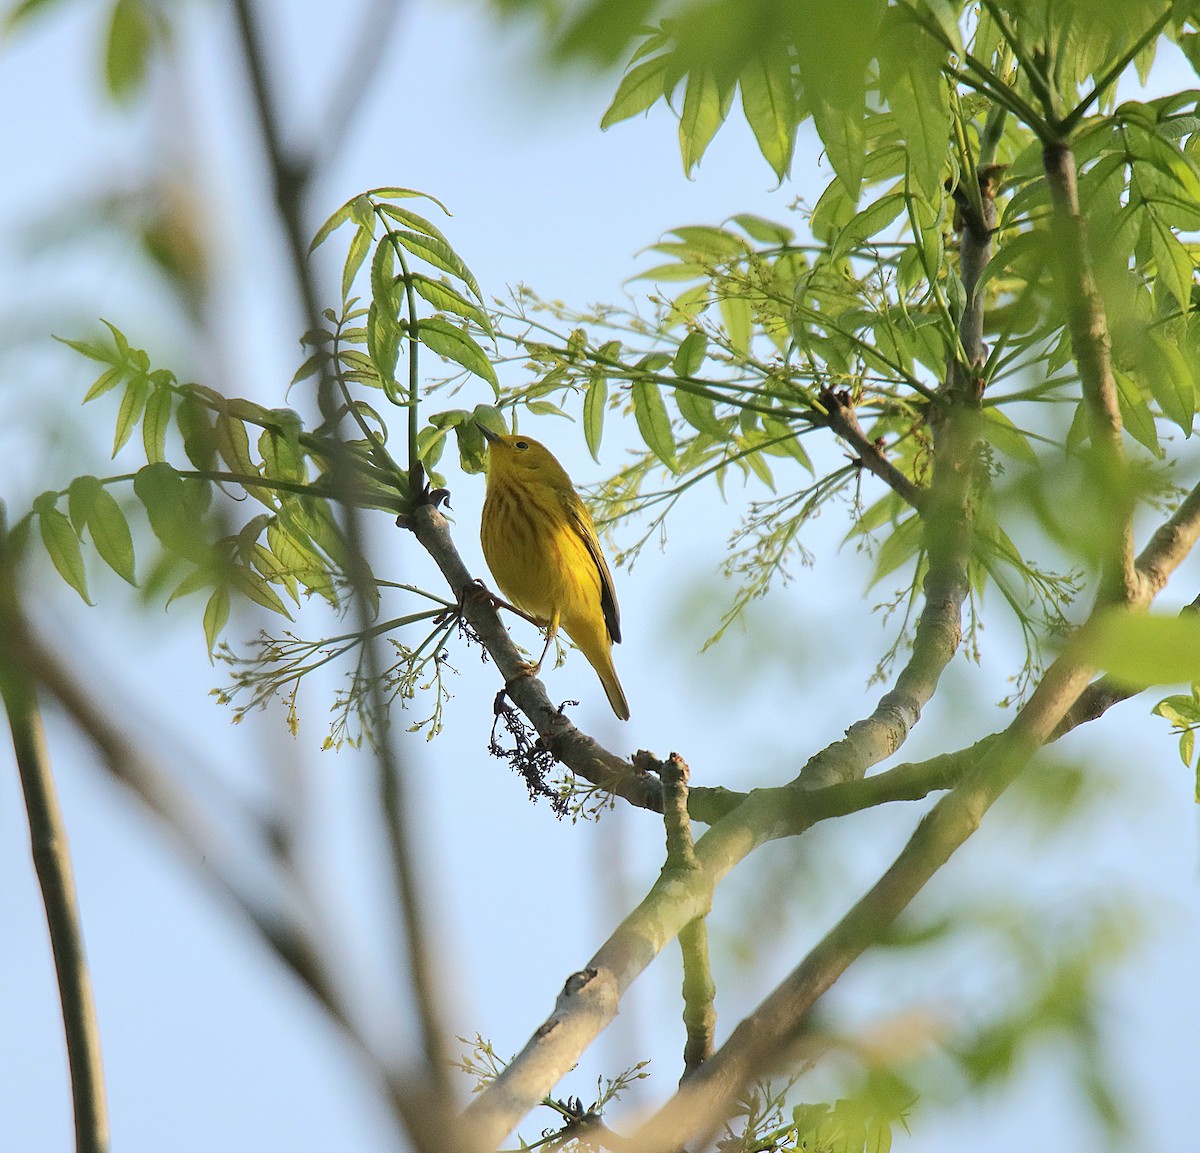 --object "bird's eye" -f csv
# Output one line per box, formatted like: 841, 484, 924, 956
515, 440, 530, 451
